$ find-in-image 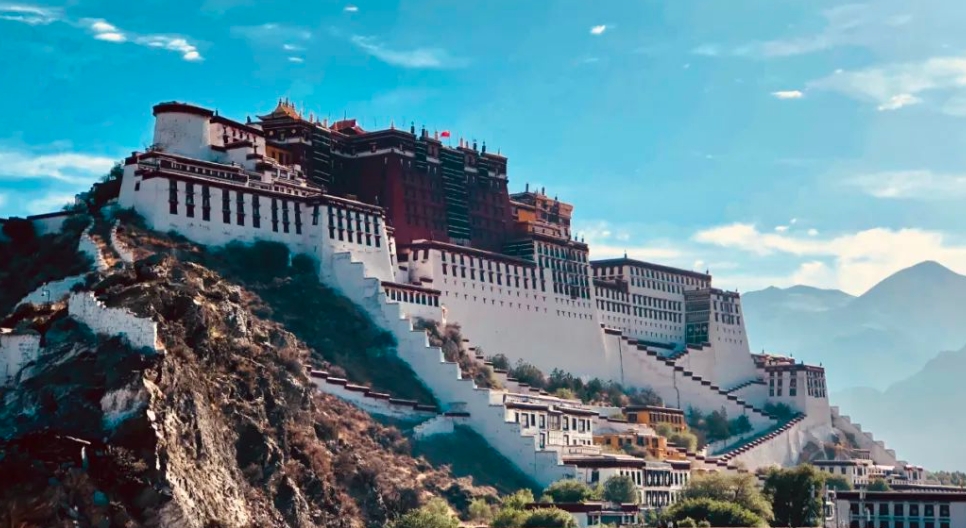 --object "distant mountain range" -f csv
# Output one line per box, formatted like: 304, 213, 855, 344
742, 261, 966, 391
832, 345, 966, 471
